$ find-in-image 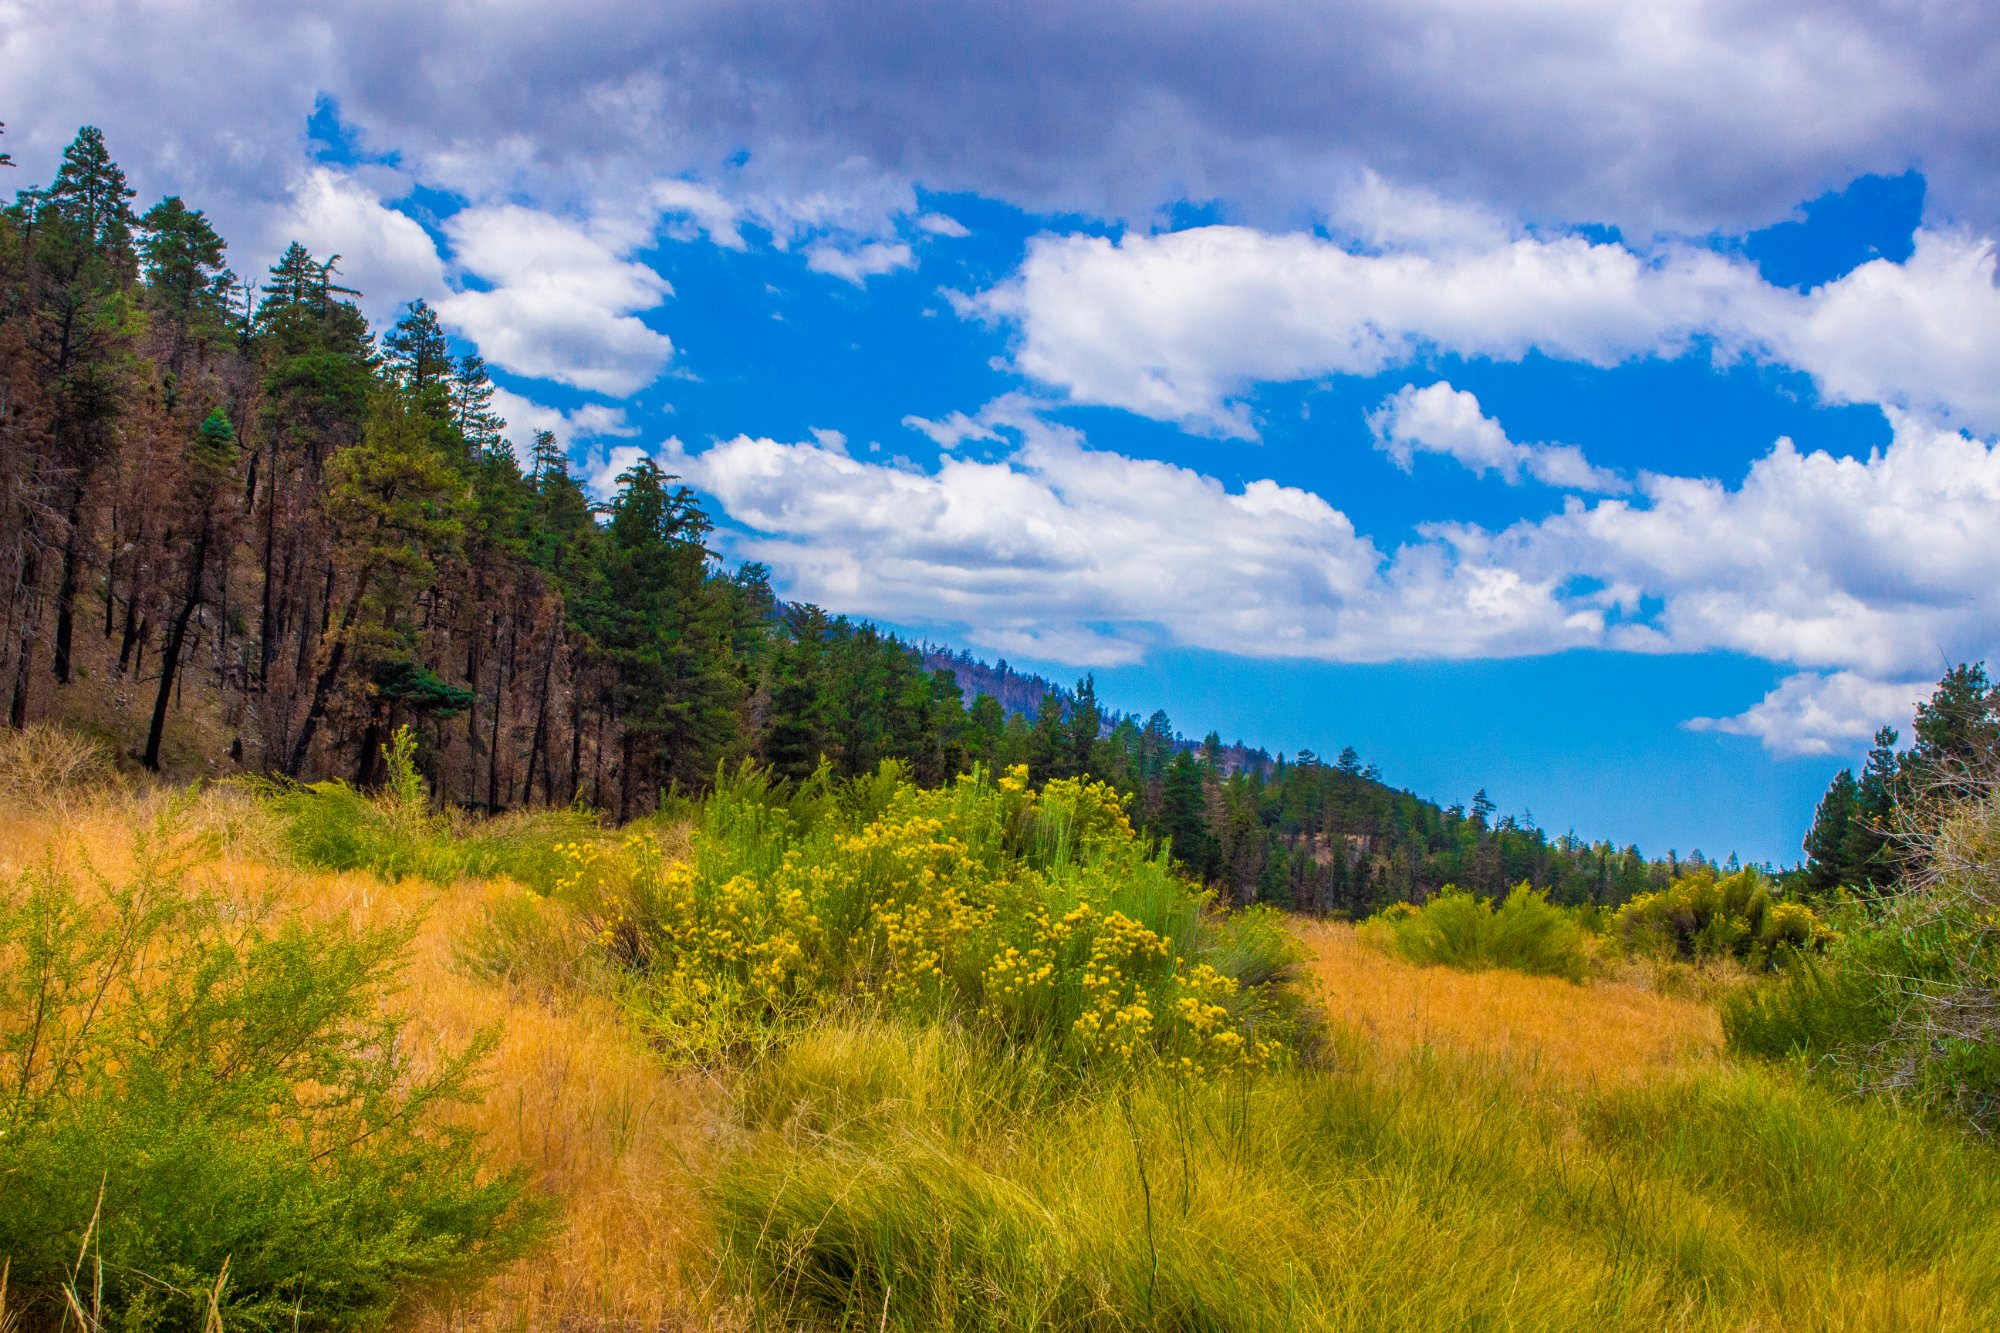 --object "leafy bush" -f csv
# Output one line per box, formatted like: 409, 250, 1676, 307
255, 726, 603, 890
0, 799, 548, 1331
1362, 884, 1591, 981
554, 762, 1310, 1075
1728, 786, 2000, 1130
1612, 867, 1821, 970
